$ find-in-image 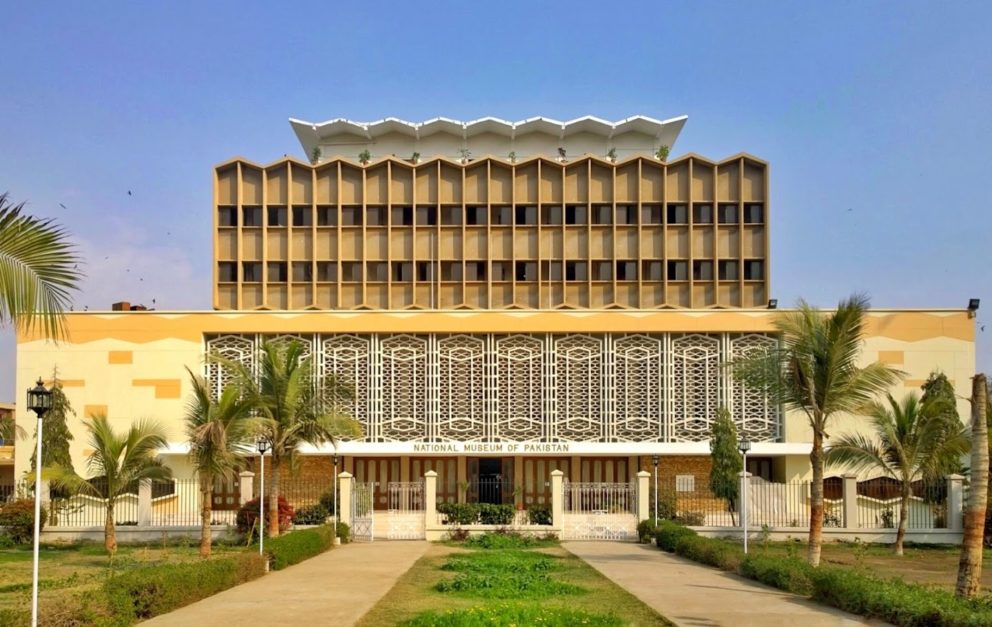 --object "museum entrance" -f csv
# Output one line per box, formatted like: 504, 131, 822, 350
467, 457, 514, 504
